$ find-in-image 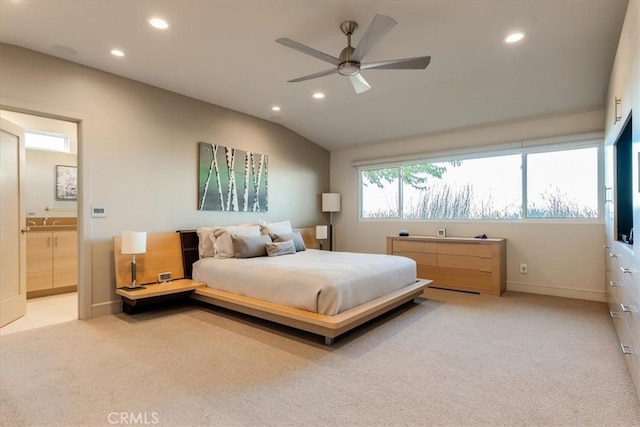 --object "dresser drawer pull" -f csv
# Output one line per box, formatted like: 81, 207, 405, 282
620, 267, 632, 274
620, 343, 636, 355
609, 281, 622, 287
609, 311, 622, 319
620, 304, 638, 313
